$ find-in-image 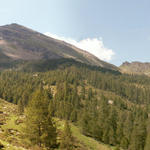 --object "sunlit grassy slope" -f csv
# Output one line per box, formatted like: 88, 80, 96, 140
0, 99, 115, 150
56, 119, 114, 150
